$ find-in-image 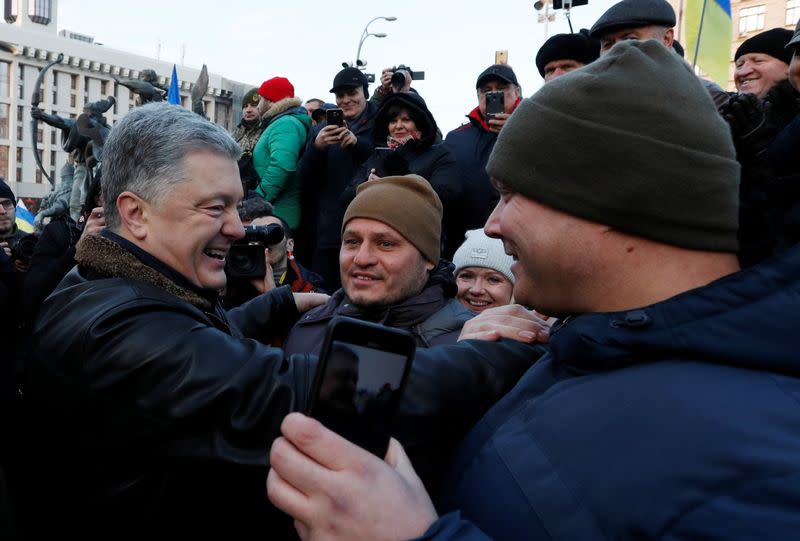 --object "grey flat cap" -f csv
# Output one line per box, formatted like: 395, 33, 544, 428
589, 0, 676, 39
787, 18, 800, 49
